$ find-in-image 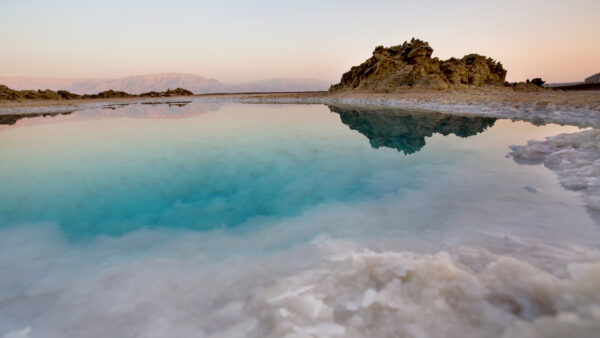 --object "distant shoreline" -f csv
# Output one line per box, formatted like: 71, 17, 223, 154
1, 88, 599, 129
0, 91, 328, 111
